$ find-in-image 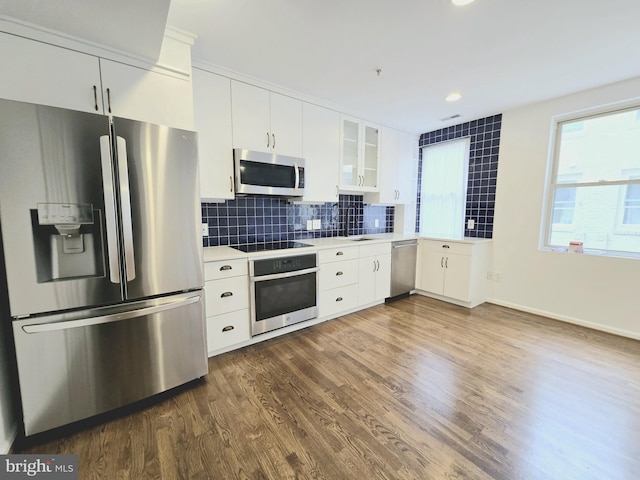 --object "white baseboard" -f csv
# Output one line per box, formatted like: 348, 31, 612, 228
0, 422, 18, 454
486, 297, 640, 341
